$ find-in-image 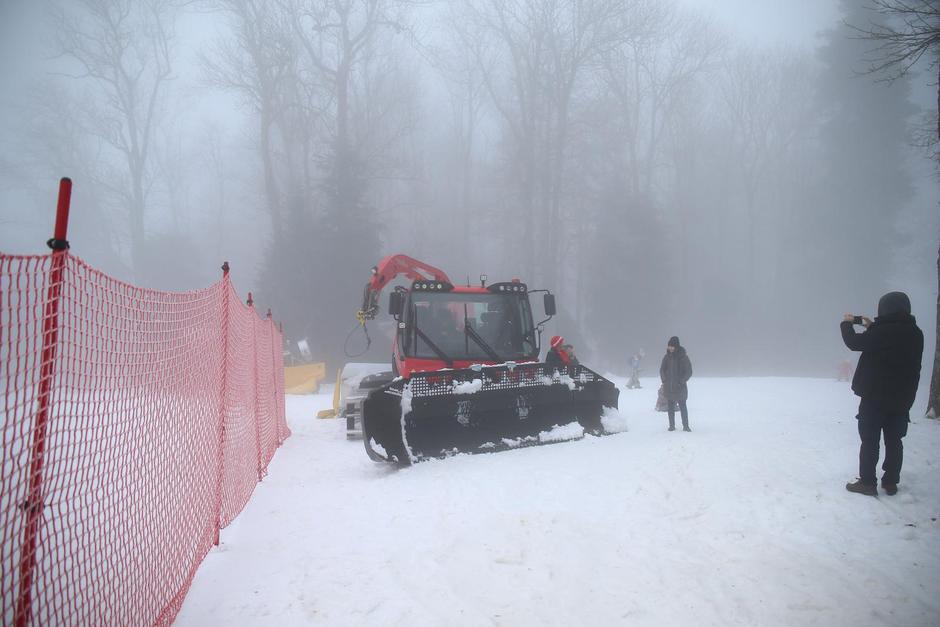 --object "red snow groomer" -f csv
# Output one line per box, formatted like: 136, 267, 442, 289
356, 254, 619, 464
